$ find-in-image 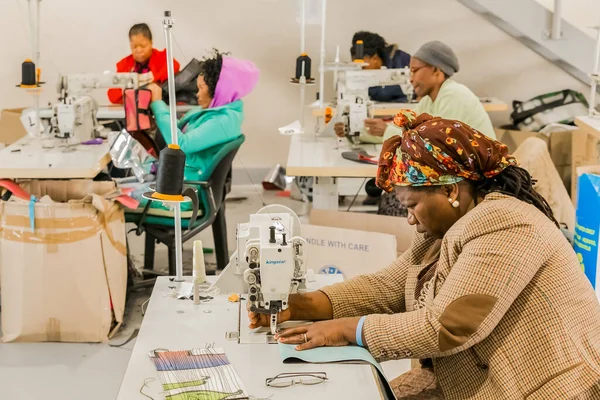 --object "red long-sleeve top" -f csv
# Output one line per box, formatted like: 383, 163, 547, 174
107, 48, 180, 104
